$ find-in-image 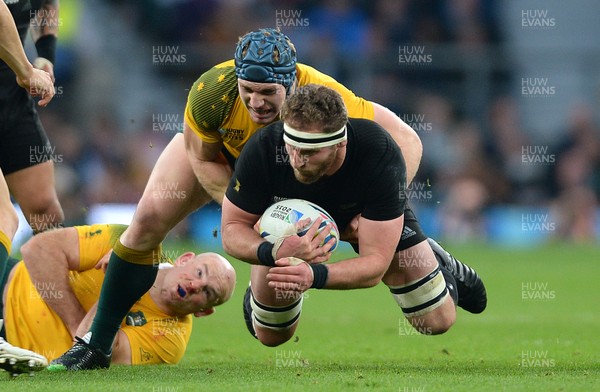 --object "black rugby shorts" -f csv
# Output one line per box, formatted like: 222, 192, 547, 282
350, 204, 428, 254
0, 71, 52, 175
